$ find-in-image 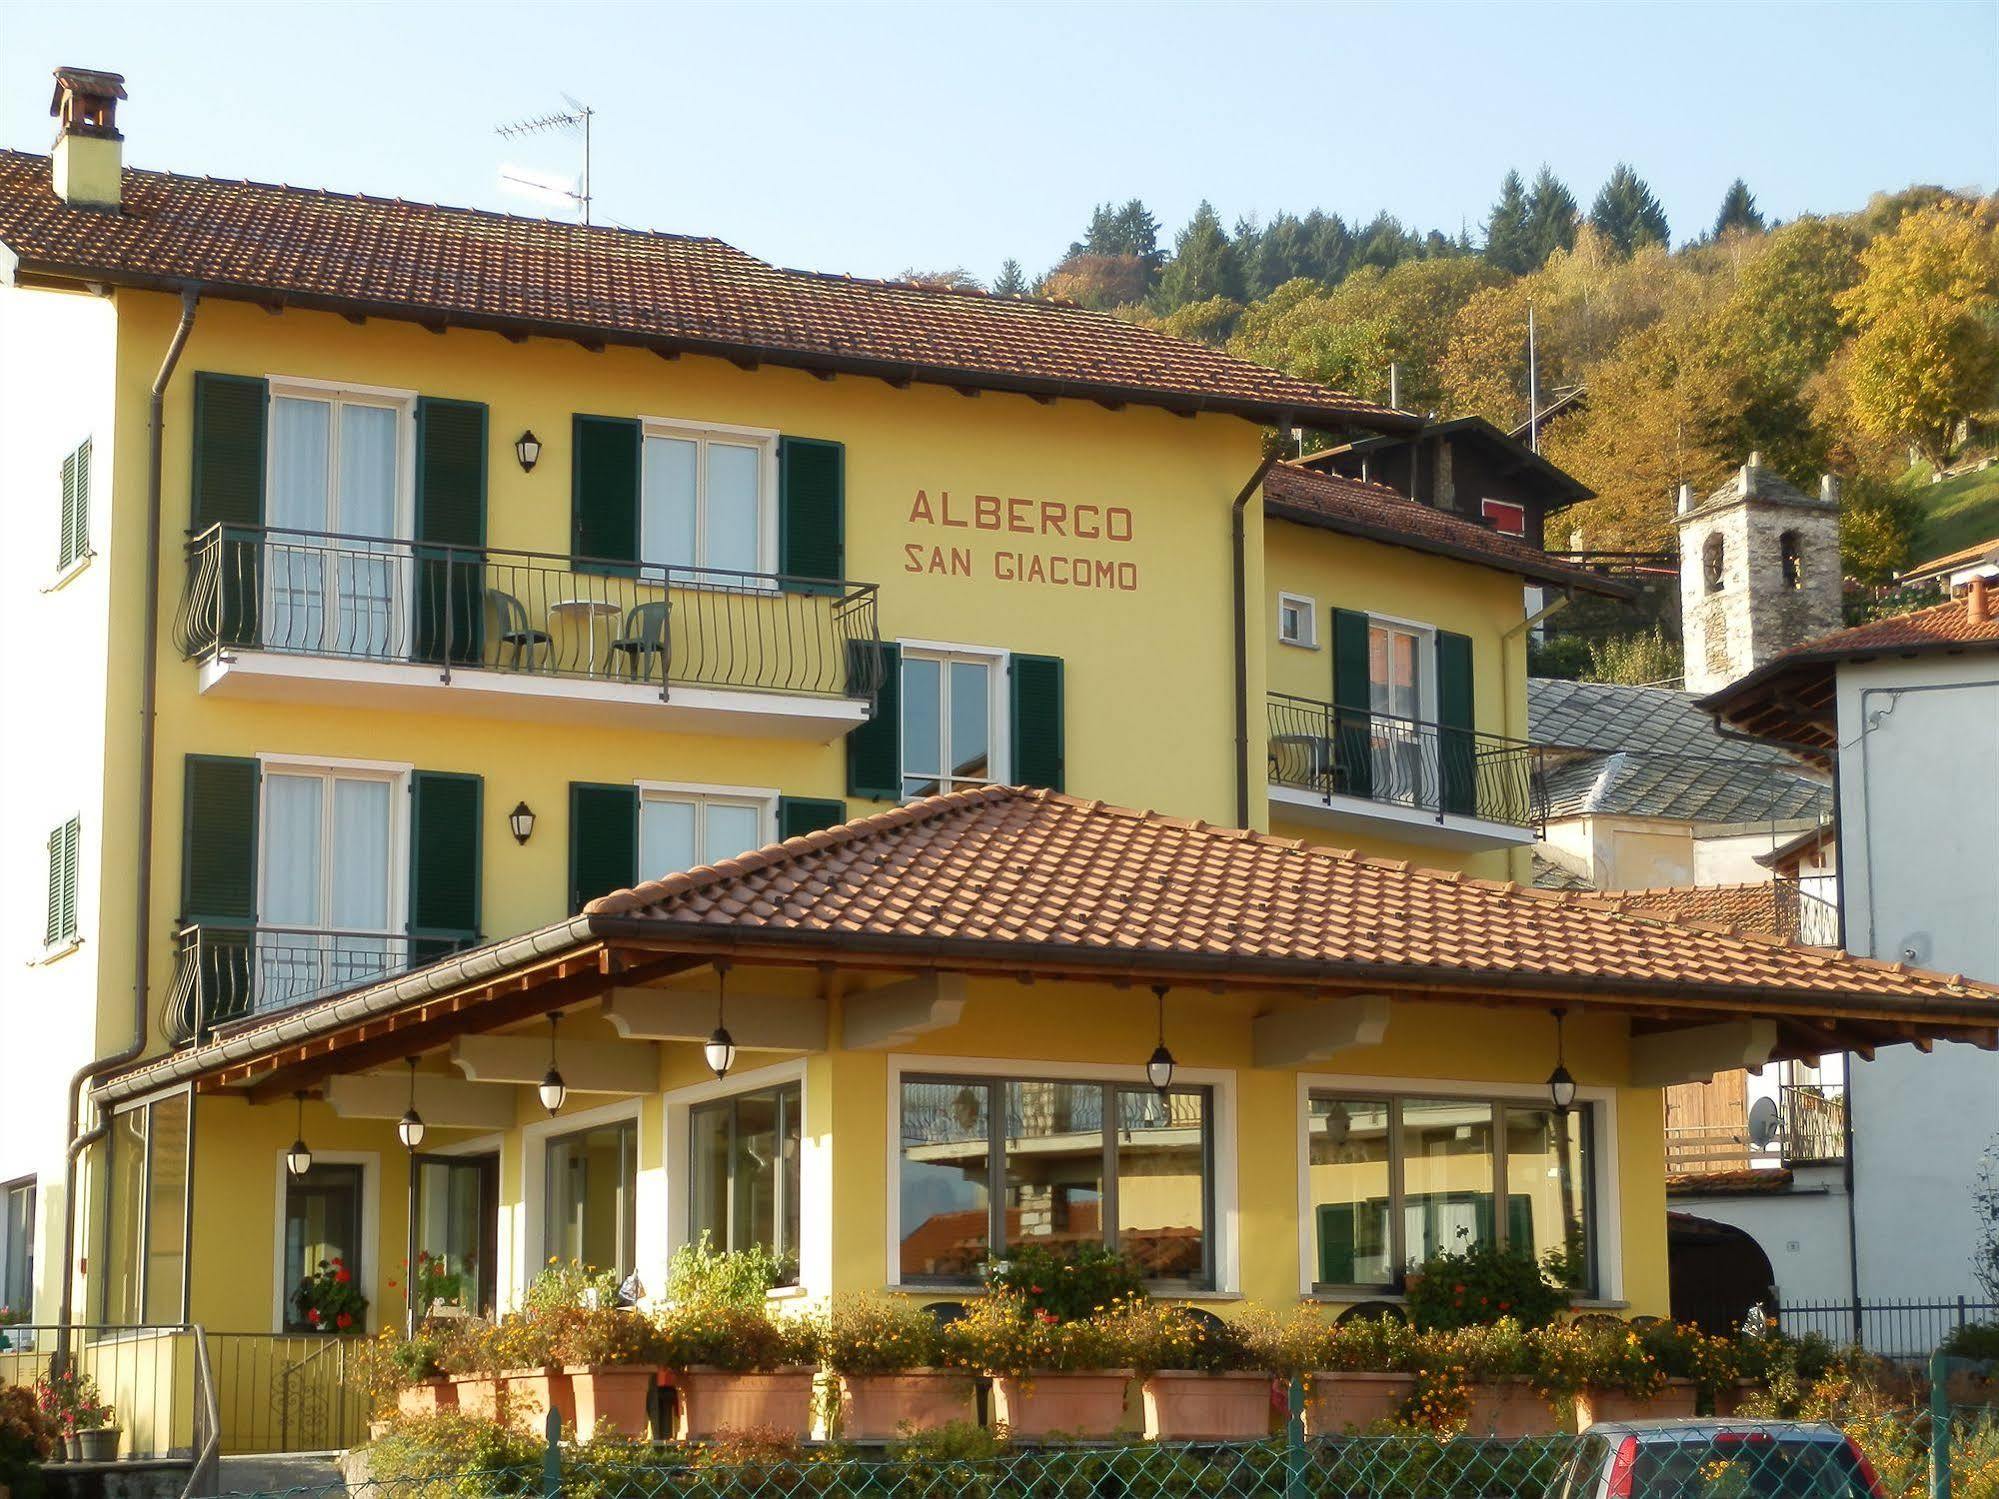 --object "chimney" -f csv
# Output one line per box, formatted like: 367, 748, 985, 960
1677, 482, 1696, 515
1740, 452, 1763, 493
49, 67, 127, 210
1820, 473, 1841, 506
1971, 575, 1992, 625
